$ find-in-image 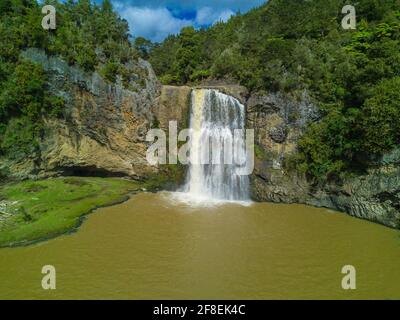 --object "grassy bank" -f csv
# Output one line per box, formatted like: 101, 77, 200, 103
0, 177, 143, 247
